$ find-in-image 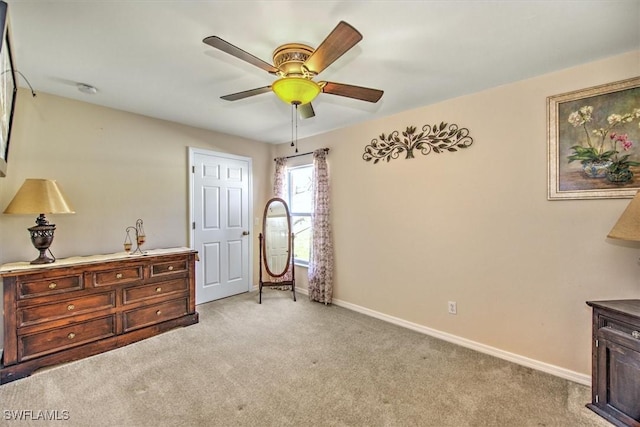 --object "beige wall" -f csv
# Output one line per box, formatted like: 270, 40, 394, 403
1, 51, 638, 379
0, 91, 274, 342
276, 50, 640, 378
